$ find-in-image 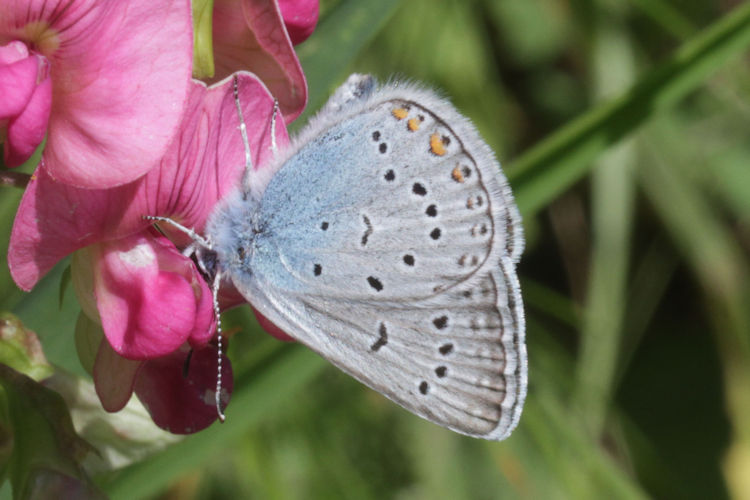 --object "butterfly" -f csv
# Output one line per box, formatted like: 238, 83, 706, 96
158, 74, 527, 440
